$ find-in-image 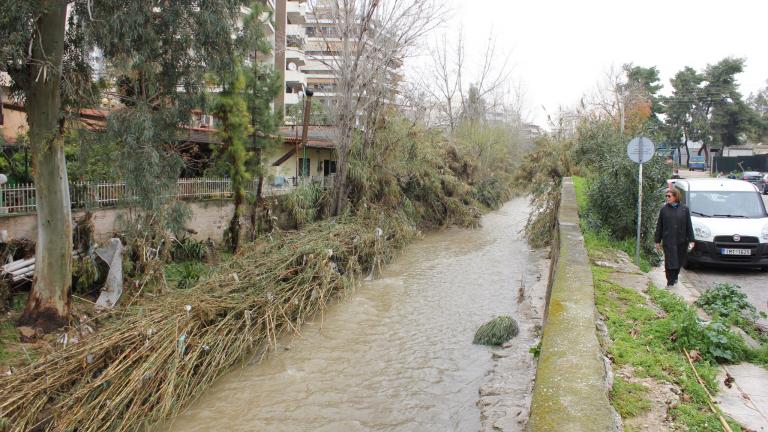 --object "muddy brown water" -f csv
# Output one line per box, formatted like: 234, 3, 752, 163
162, 198, 540, 432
